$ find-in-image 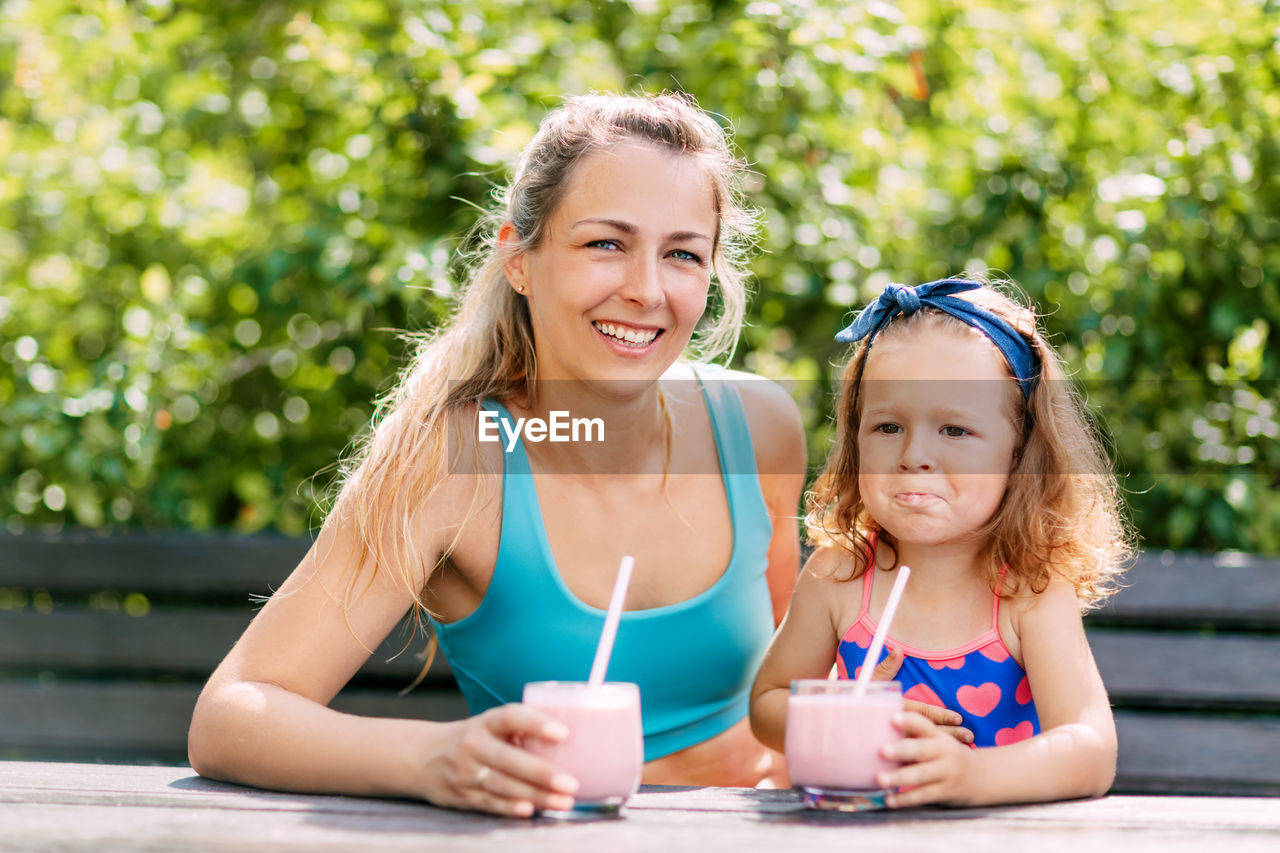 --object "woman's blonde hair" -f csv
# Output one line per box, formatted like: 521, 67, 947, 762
326, 92, 756, 618
805, 279, 1134, 609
